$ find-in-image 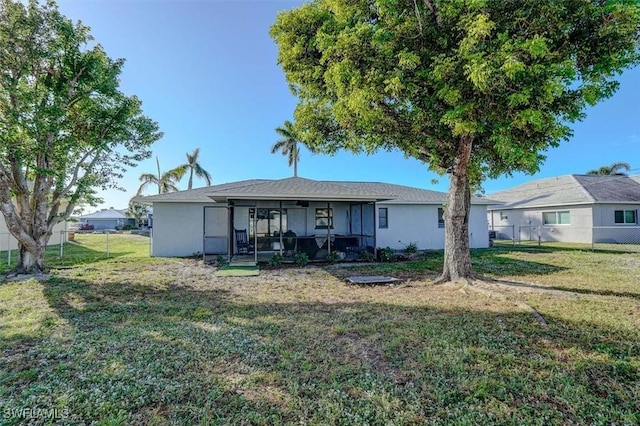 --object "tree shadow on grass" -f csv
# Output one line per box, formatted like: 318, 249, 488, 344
487, 278, 640, 300
324, 250, 568, 282
2, 275, 637, 424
